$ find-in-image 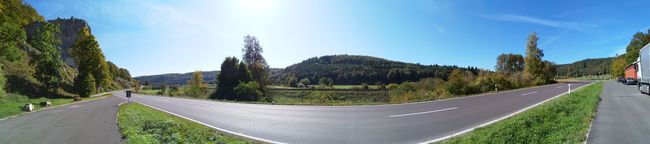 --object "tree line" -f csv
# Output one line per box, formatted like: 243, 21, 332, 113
271, 55, 482, 87
390, 32, 557, 102
611, 30, 650, 77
